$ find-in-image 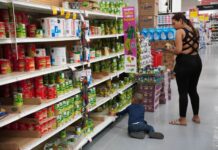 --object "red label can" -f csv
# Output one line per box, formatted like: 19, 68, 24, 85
47, 84, 57, 99
3, 45, 12, 60
0, 59, 11, 74
17, 44, 25, 59
25, 57, 35, 71
45, 56, 51, 68
17, 58, 25, 72
18, 123, 27, 131
34, 76, 43, 88
26, 44, 36, 57
35, 56, 46, 70
27, 24, 36, 37
0, 22, 6, 38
